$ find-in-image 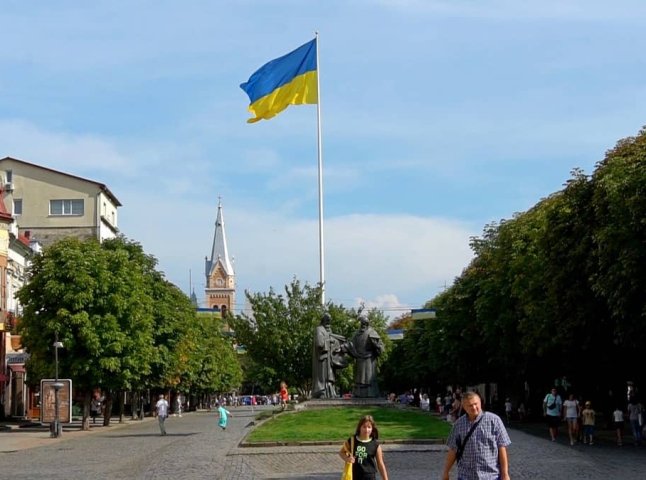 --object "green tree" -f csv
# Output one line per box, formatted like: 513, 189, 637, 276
172, 312, 243, 395
591, 128, 646, 382
532, 171, 609, 389
392, 127, 646, 407
230, 279, 392, 397
229, 279, 324, 394
17, 237, 156, 430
